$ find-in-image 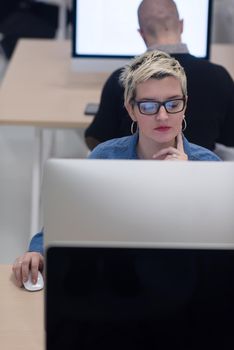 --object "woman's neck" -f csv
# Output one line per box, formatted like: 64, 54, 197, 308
137, 134, 176, 160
